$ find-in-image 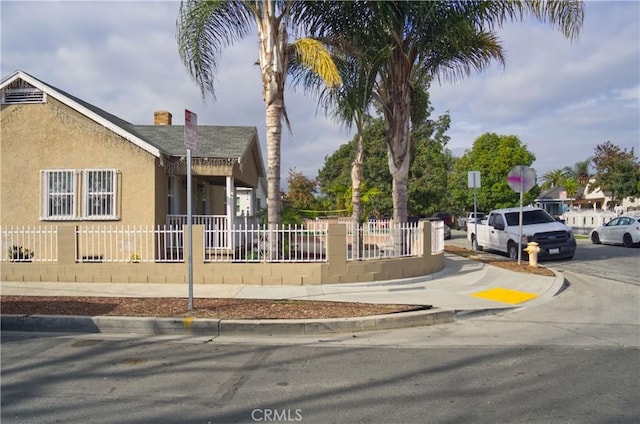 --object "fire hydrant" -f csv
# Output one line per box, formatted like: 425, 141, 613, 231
524, 241, 541, 267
